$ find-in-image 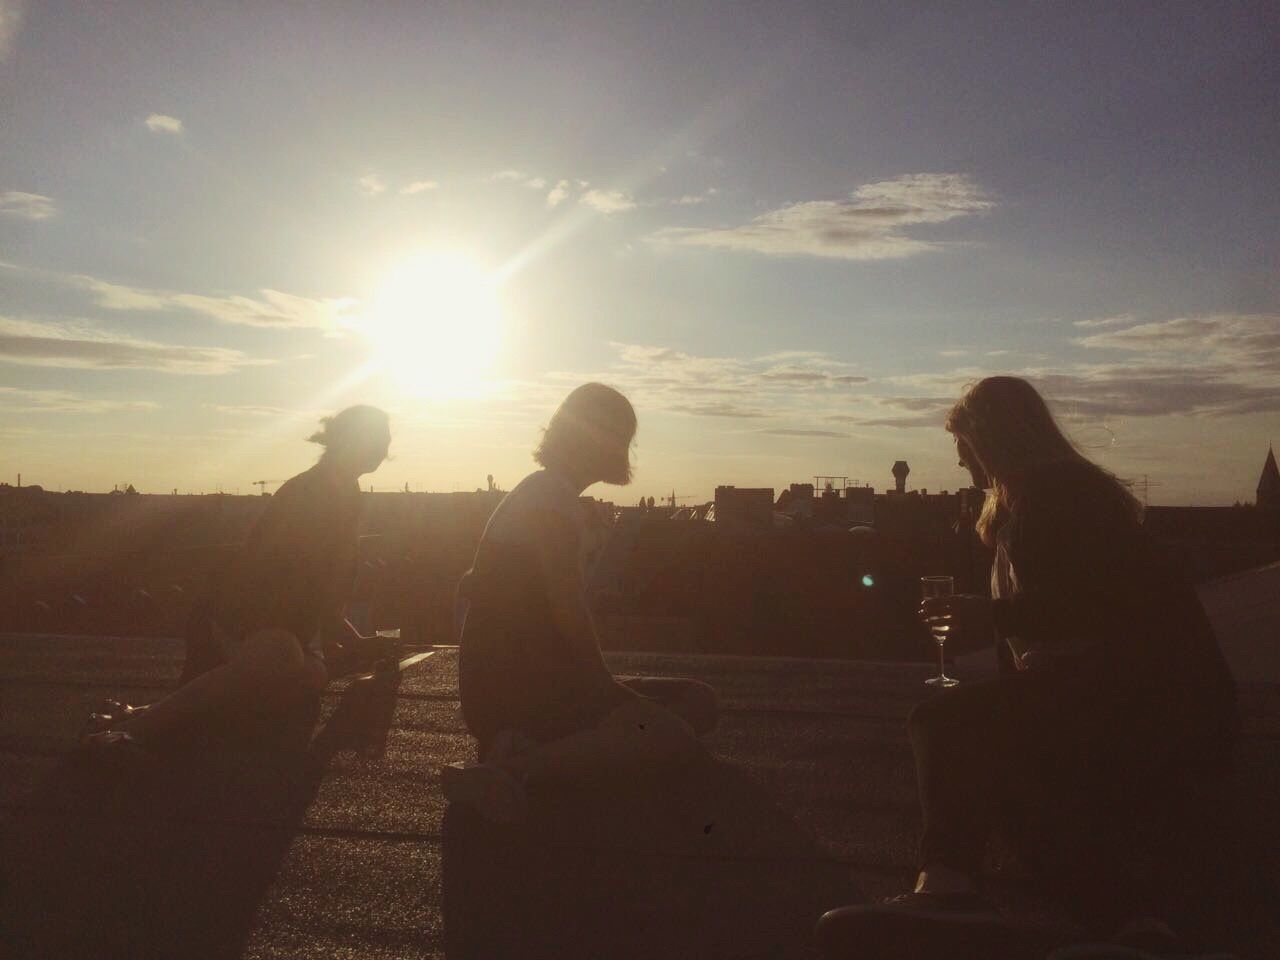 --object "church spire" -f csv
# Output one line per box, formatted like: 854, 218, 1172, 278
1258, 445, 1280, 509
